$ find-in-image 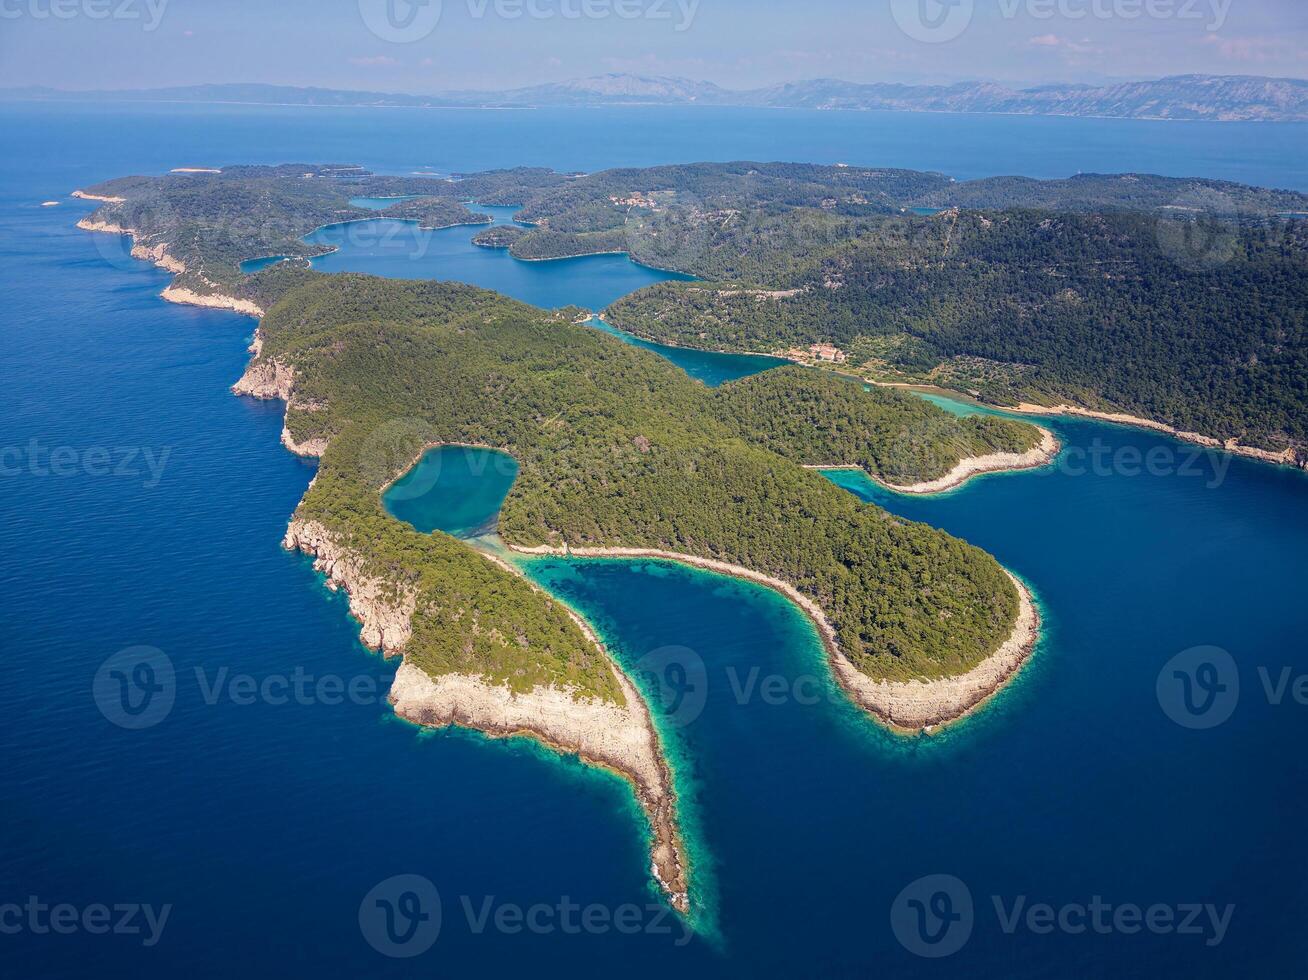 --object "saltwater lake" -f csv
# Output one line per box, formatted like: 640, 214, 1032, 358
3, 100, 1307, 977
